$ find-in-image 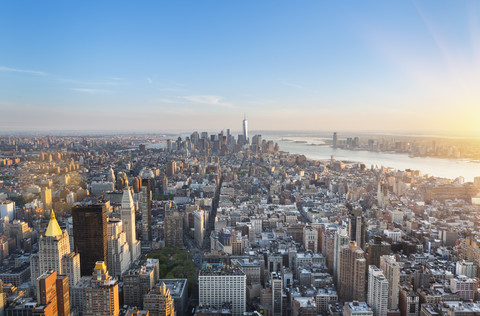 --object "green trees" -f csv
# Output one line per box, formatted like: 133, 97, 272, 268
147, 247, 197, 293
